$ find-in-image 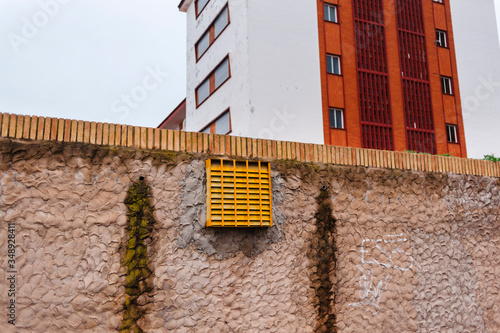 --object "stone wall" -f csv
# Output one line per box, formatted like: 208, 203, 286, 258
0, 138, 499, 332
